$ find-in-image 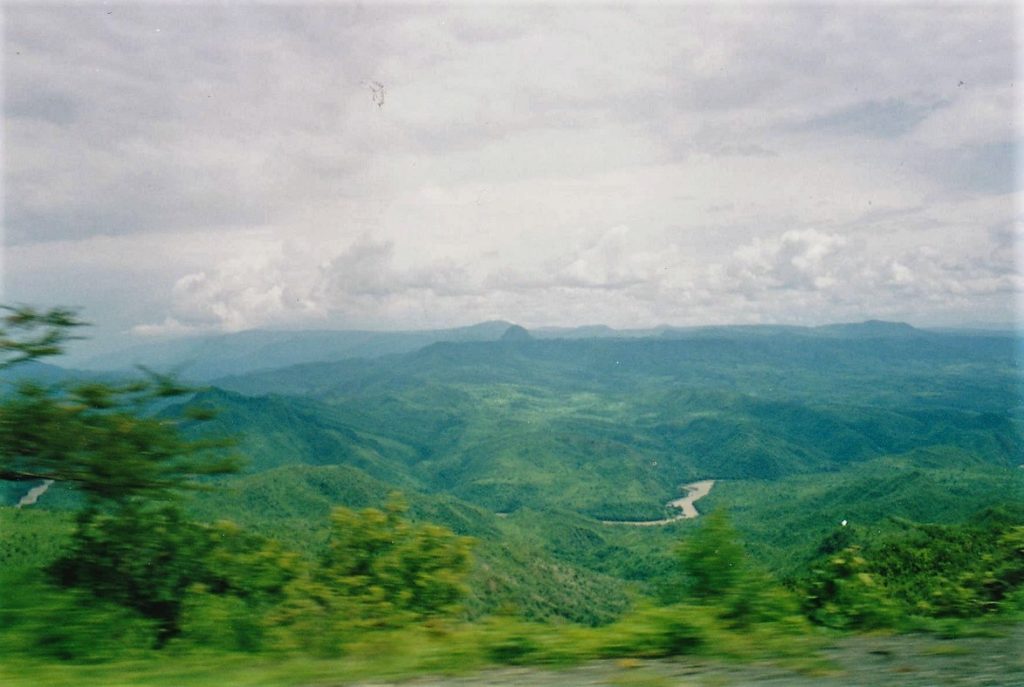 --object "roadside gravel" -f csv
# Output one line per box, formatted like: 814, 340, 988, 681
347, 626, 1024, 687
